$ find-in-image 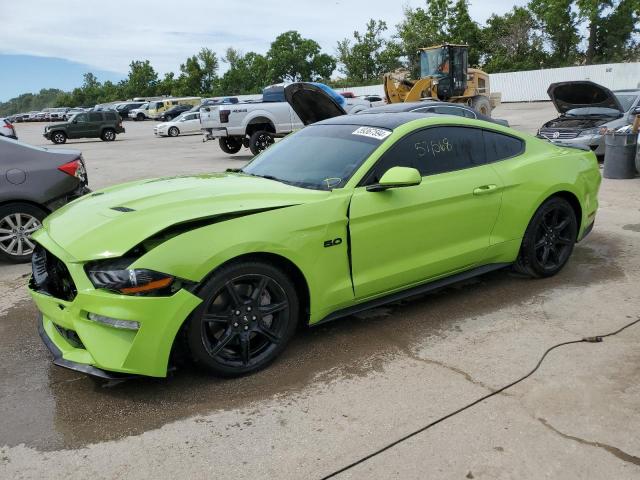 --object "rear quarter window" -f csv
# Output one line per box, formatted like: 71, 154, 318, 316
88, 113, 102, 122
104, 112, 116, 121
483, 130, 525, 162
